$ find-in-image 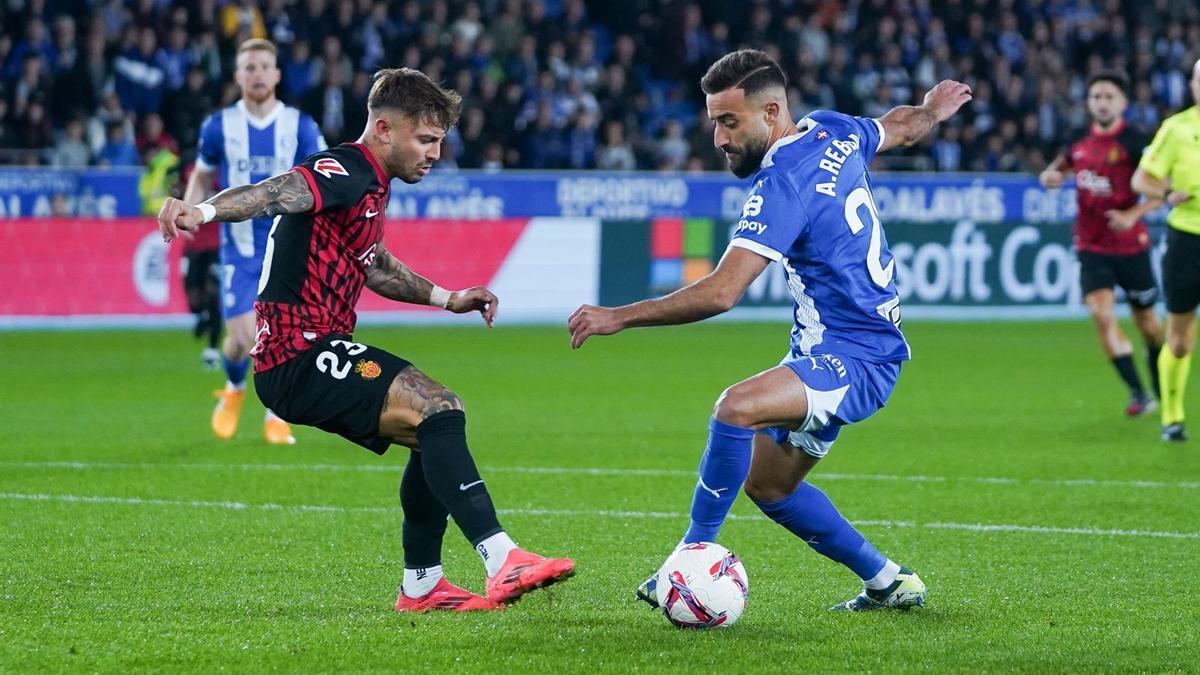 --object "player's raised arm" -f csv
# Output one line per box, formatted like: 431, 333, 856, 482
876, 80, 972, 152
366, 244, 498, 326
157, 170, 315, 241
568, 246, 769, 348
